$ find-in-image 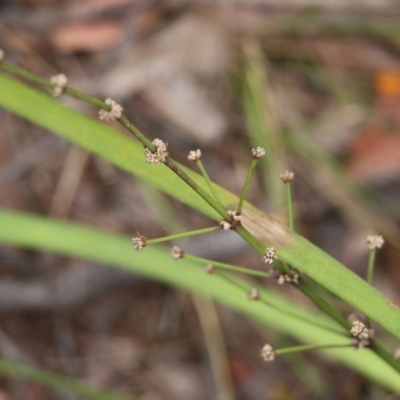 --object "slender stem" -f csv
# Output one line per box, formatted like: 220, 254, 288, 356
365, 249, 377, 328
237, 158, 258, 214
285, 182, 294, 230
147, 226, 219, 245
184, 253, 270, 278
276, 342, 353, 356
366, 249, 377, 285
196, 160, 225, 211
165, 158, 230, 219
